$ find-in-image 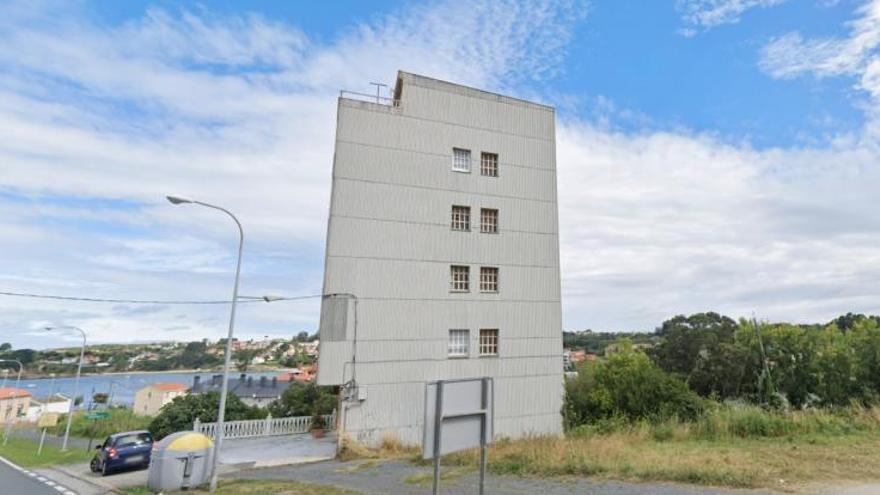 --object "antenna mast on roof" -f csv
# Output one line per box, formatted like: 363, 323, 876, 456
369, 82, 387, 103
